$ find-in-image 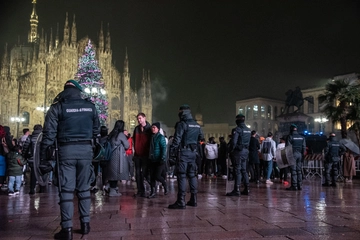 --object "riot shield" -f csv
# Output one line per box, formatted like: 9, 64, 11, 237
275, 145, 296, 169
225, 157, 234, 194
33, 132, 49, 186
